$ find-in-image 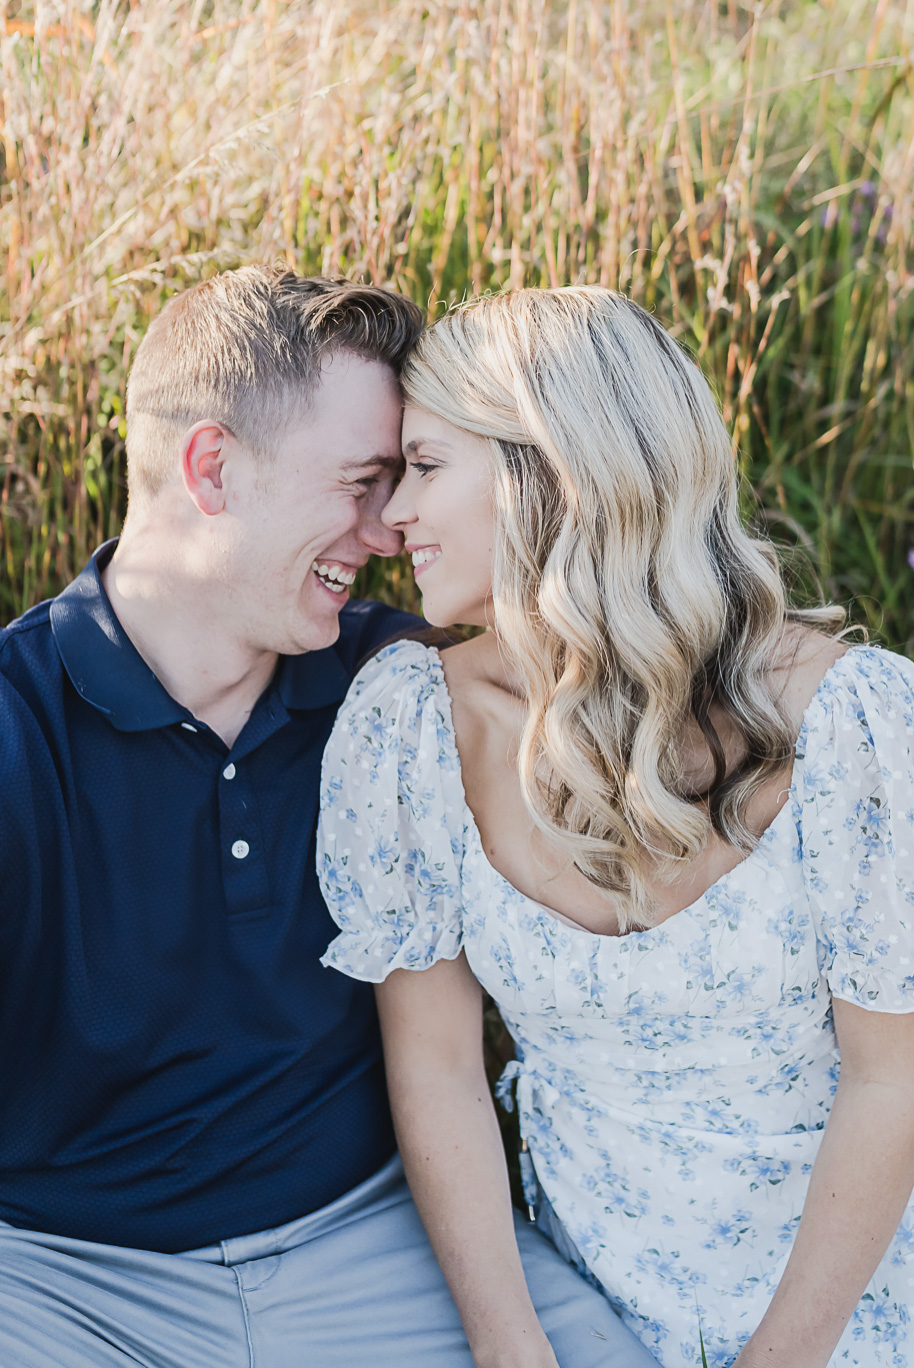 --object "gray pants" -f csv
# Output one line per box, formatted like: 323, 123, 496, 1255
0, 1156, 659, 1368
